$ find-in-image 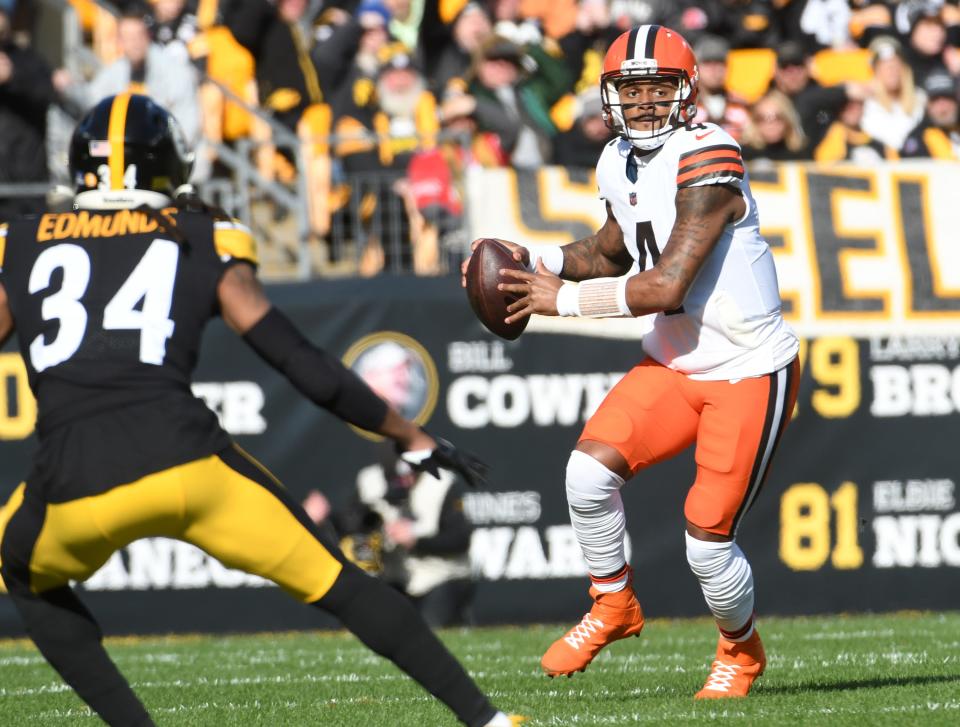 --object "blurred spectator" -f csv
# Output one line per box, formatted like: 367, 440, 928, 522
901, 70, 960, 158
185, 3, 258, 181
848, 1, 896, 48
777, 0, 851, 51
673, 1, 713, 42
405, 145, 465, 271
227, 0, 335, 239
903, 4, 953, 86
518, 0, 579, 40
437, 74, 512, 170
464, 34, 571, 169
228, 0, 323, 134
0, 5, 56, 217
861, 35, 927, 150
692, 35, 750, 140
313, 2, 393, 116
147, 0, 200, 65
947, 1, 960, 49
489, 0, 544, 46
385, 0, 423, 53
374, 445, 475, 628
551, 86, 612, 168
305, 443, 475, 628
814, 96, 898, 161
146, 1, 208, 179
769, 40, 848, 147
740, 89, 811, 163
333, 49, 441, 275
334, 47, 440, 163
575, 0, 685, 42
555, 0, 618, 97
429, 1, 494, 98
547, 0, 615, 150
892, 0, 954, 38
58, 7, 200, 146
679, 0, 778, 49
1, 0, 36, 45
